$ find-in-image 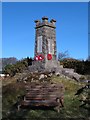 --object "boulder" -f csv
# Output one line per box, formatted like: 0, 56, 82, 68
48, 73, 53, 77
39, 74, 45, 80
44, 75, 47, 78
55, 72, 60, 76
23, 77, 27, 81
72, 73, 81, 81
